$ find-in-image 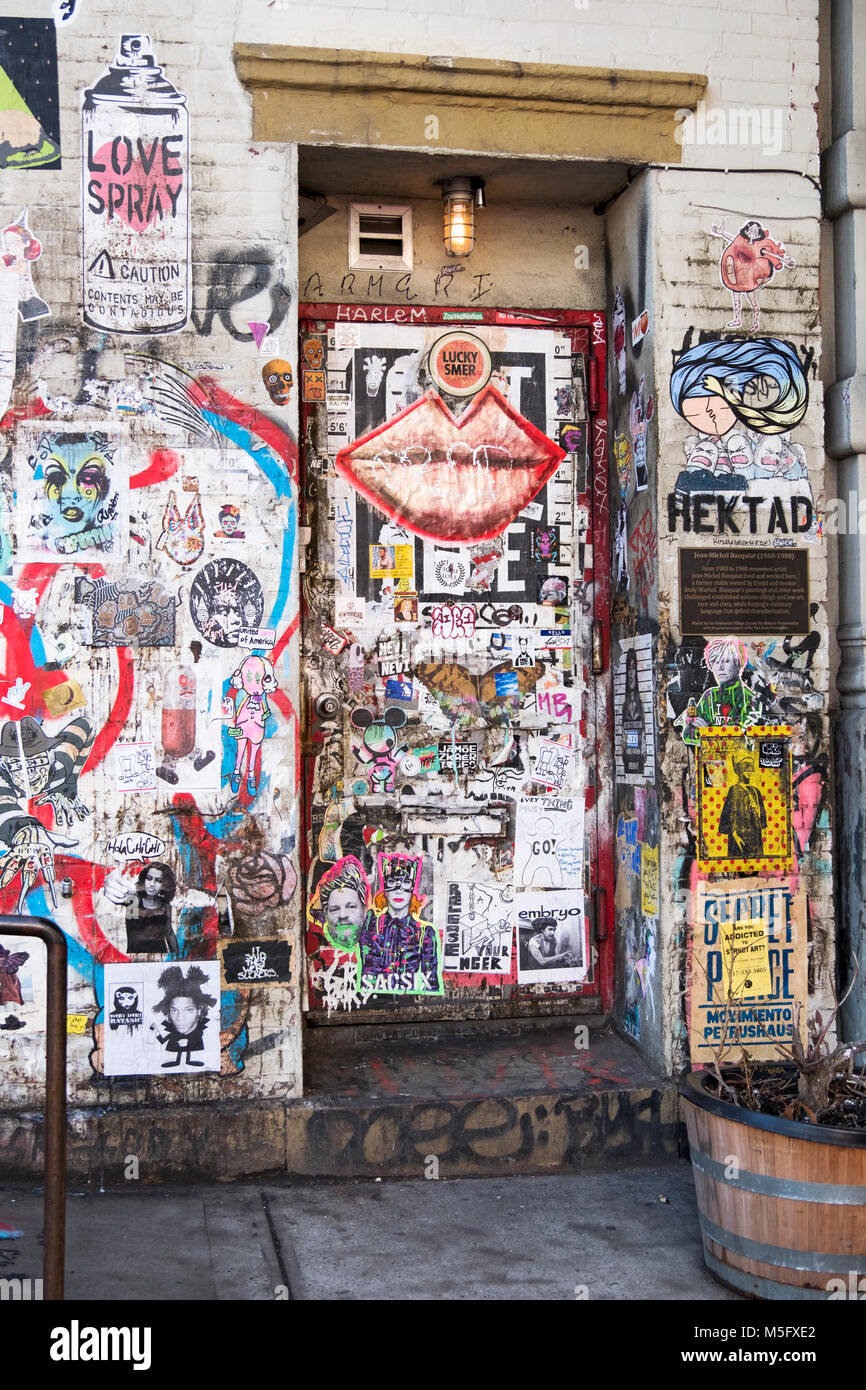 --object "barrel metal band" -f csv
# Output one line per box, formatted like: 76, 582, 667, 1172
691, 1145, 866, 1205
703, 1251, 839, 1301
700, 1214, 866, 1273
